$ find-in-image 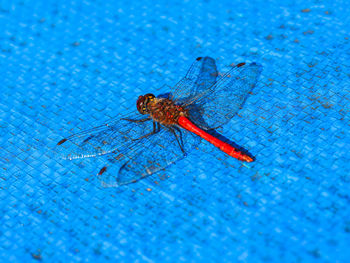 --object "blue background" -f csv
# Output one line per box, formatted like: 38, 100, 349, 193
1, 0, 350, 262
